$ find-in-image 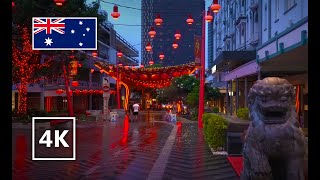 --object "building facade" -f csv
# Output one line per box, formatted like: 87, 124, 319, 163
141, 0, 204, 66
12, 10, 139, 114
209, 0, 308, 127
